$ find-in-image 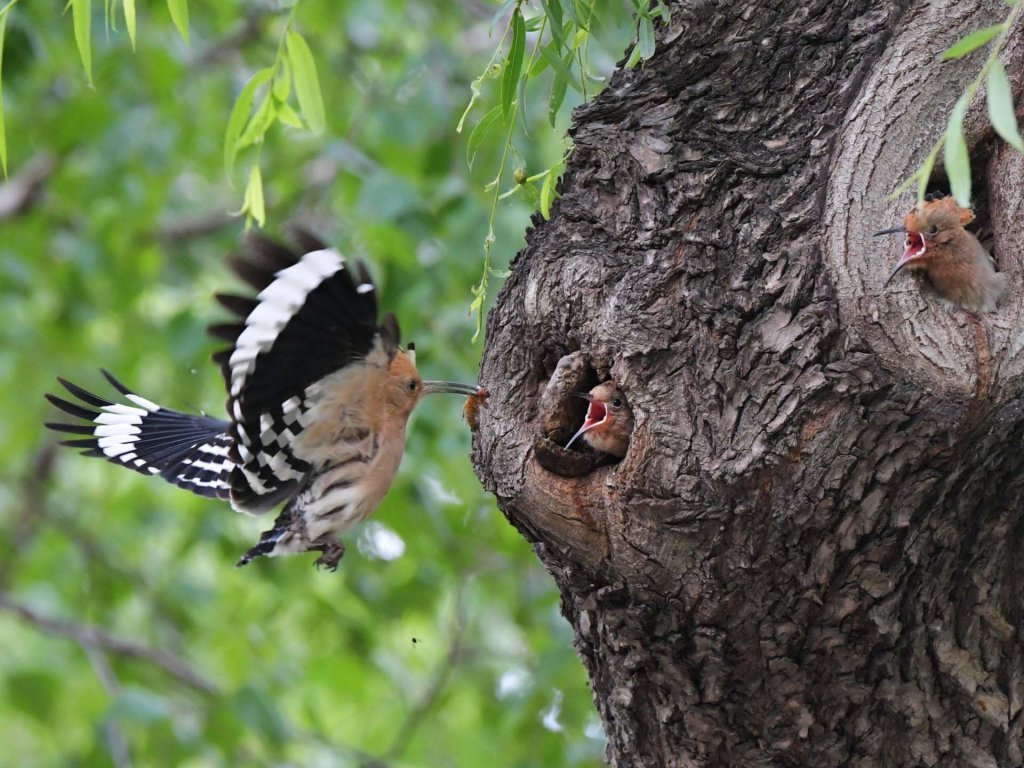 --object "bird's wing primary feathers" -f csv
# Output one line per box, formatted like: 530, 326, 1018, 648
210, 230, 401, 514
45, 370, 234, 499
